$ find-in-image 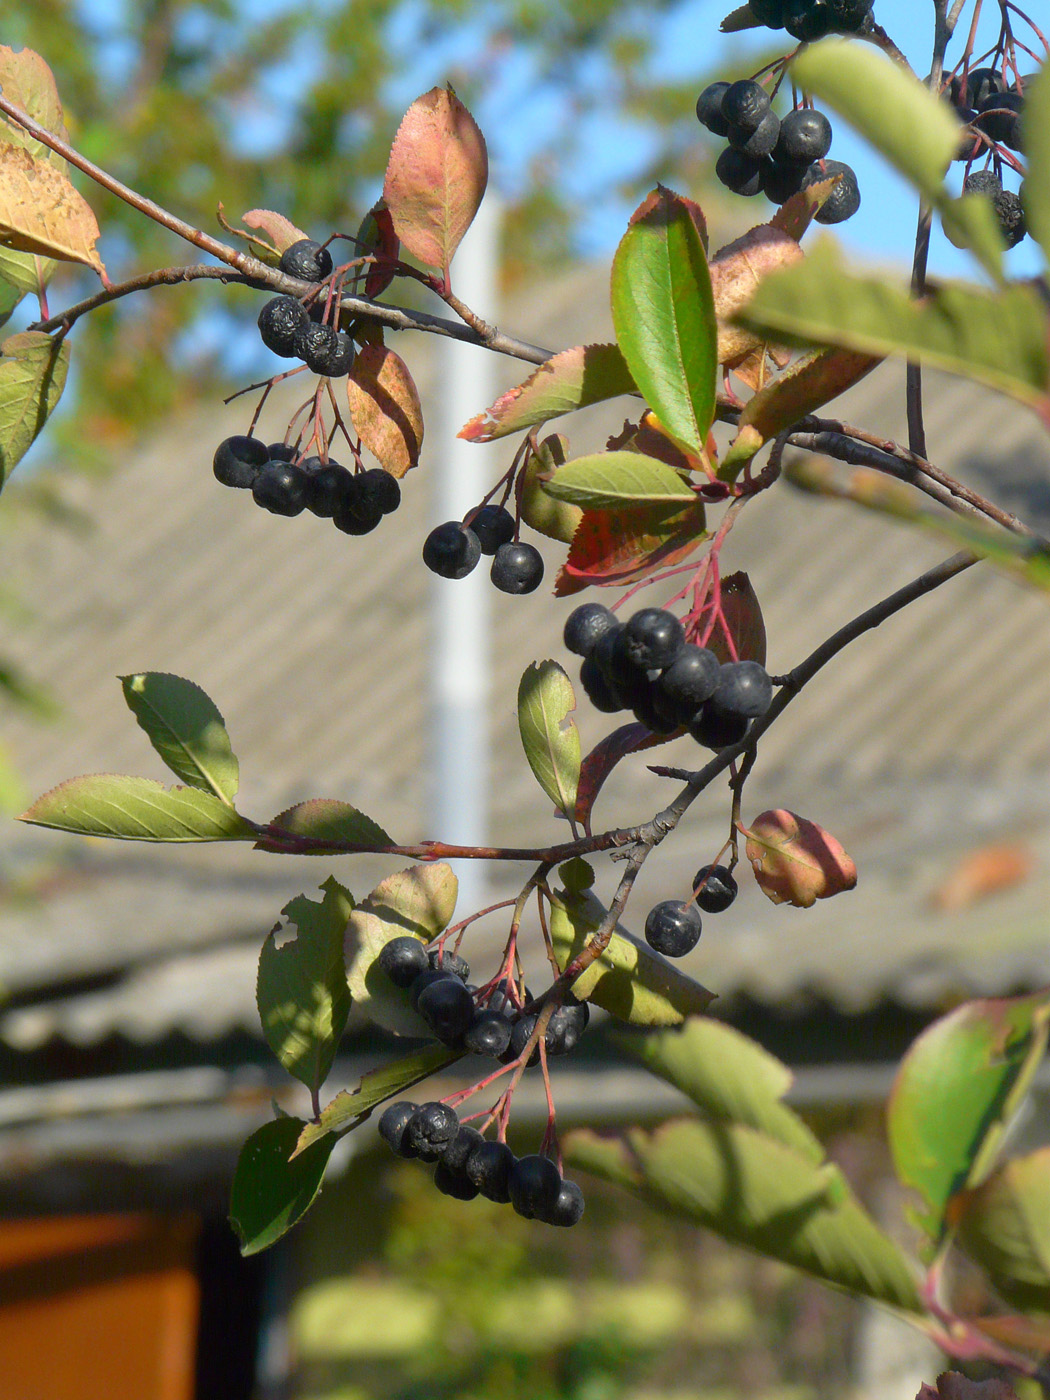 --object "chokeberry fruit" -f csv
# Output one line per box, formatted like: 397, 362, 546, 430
266, 442, 296, 462
721, 80, 772, 136
294, 323, 353, 377
279, 238, 334, 283
358, 468, 401, 516
775, 109, 832, 164
564, 602, 618, 658
545, 999, 590, 1056
713, 660, 773, 718
546, 1179, 586, 1227
491, 541, 545, 594
728, 110, 780, 160
258, 296, 309, 358
464, 1010, 513, 1058
963, 169, 1002, 198
405, 1101, 459, 1161
689, 701, 750, 750
802, 159, 861, 223
509, 1154, 563, 1220
761, 159, 808, 205
632, 685, 679, 737
213, 434, 269, 489
252, 462, 309, 516
465, 1140, 515, 1202
442, 1124, 486, 1175
409, 967, 456, 1012
644, 900, 702, 958
427, 947, 470, 981
656, 644, 721, 722
693, 864, 739, 913
827, 0, 873, 30
305, 462, 355, 518
991, 188, 1027, 247
952, 67, 1005, 112
378, 1101, 419, 1157
623, 608, 685, 672
419, 977, 474, 1044
379, 936, 429, 989
715, 147, 766, 197
469, 504, 516, 554
975, 91, 1024, 150
423, 522, 482, 579
434, 1160, 480, 1200
696, 82, 731, 136
579, 656, 623, 714
508, 1013, 542, 1067
333, 482, 384, 535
